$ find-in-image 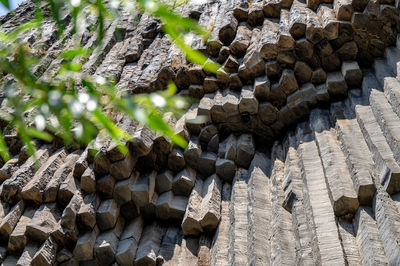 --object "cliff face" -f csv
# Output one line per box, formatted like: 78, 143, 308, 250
1, 0, 400, 265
